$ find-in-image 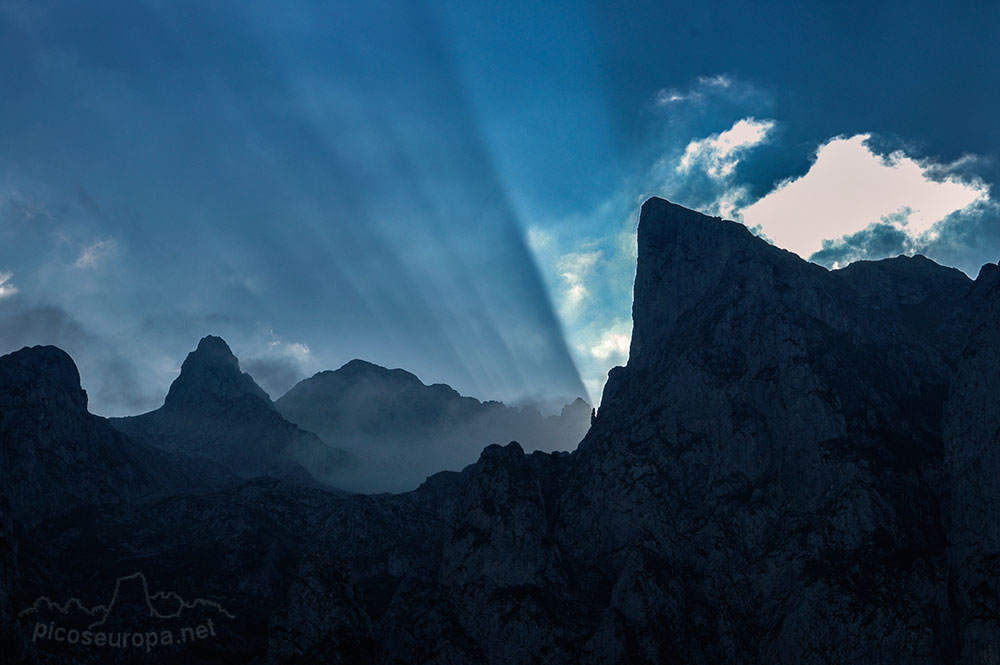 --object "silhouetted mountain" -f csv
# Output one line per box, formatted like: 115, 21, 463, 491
0, 345, 231, 525
112, 336, 348, 484
5, 199, 1000, 664
275, 359, 591, 492
556, 198, 976, 662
